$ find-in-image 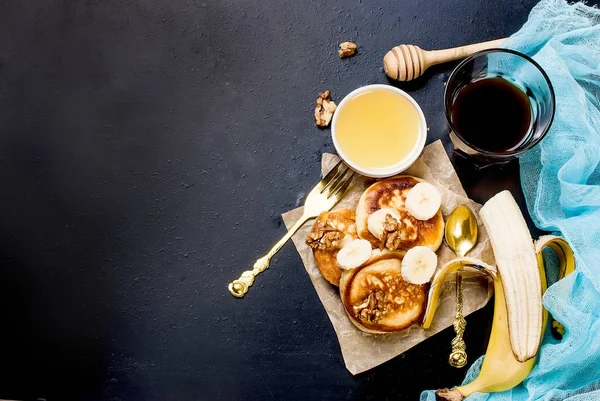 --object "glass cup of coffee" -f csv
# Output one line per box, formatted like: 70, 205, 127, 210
444, 49, 555, 168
